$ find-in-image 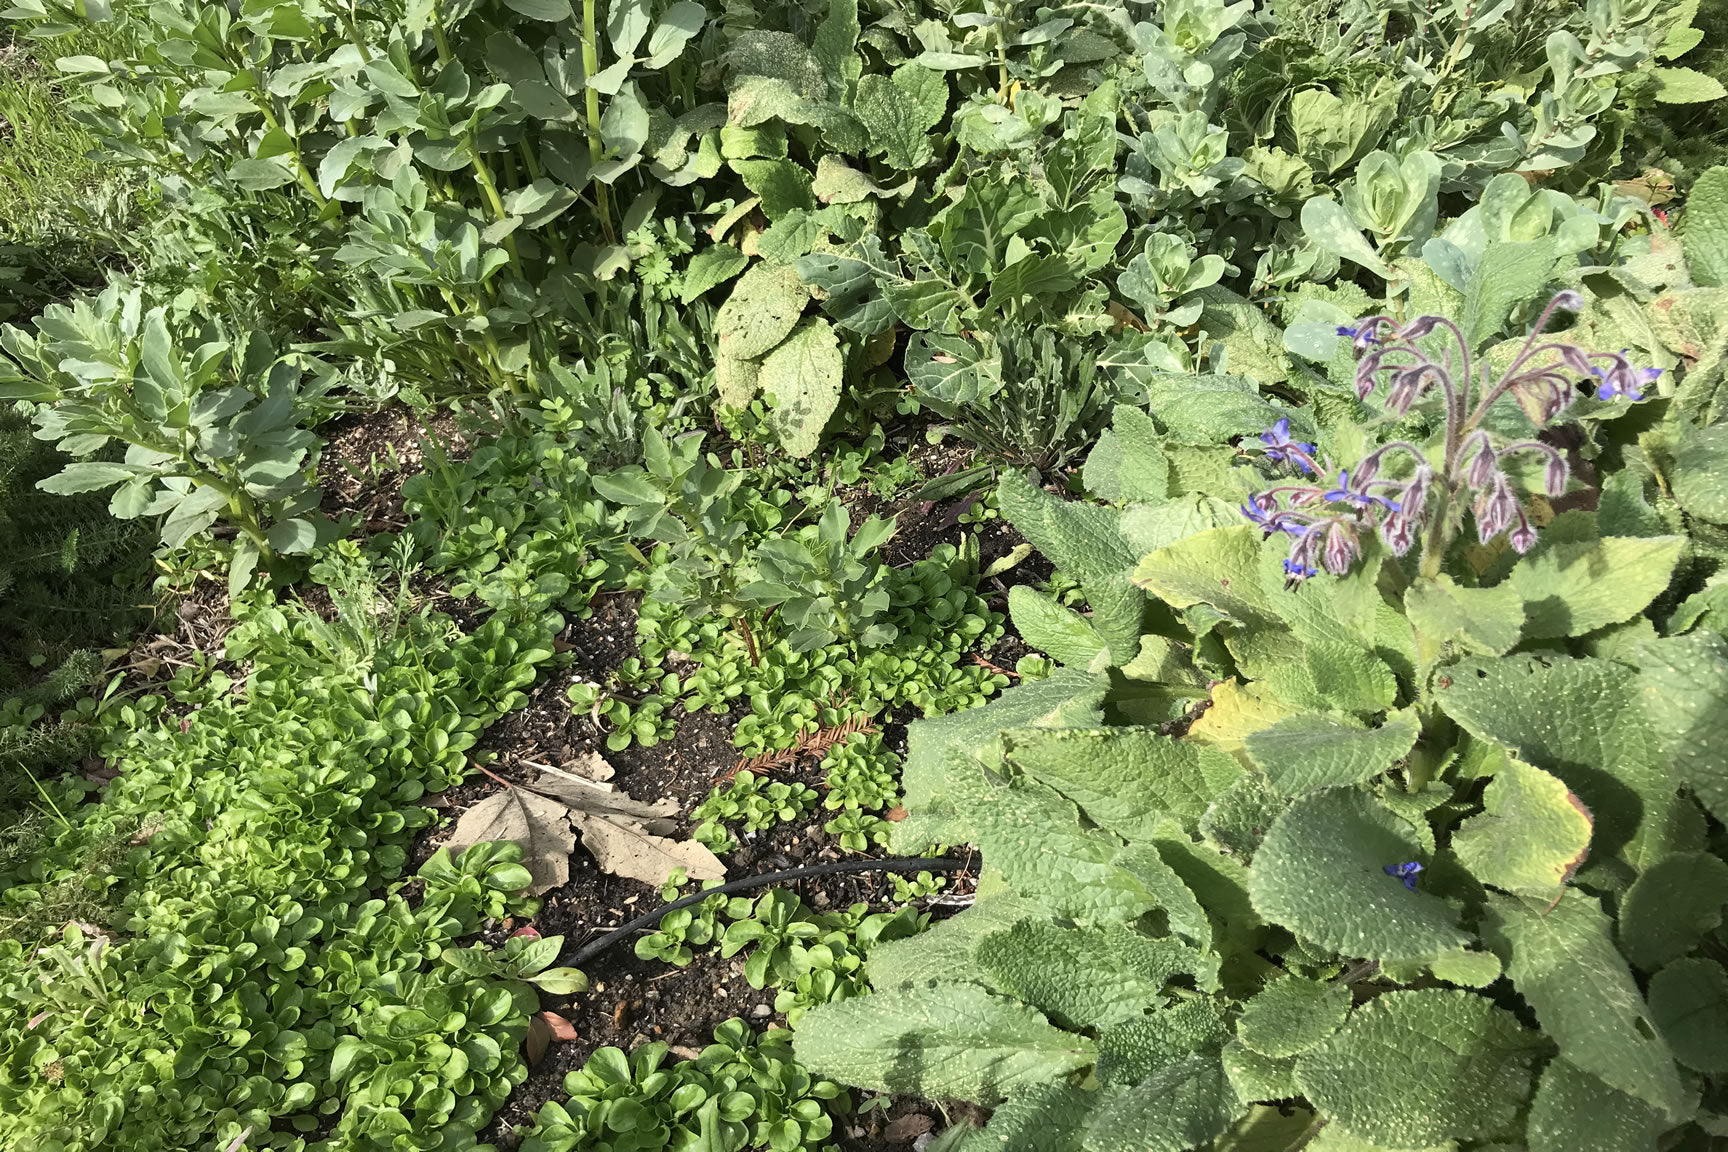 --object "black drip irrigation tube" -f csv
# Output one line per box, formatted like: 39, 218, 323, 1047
561, 856, 971, 969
